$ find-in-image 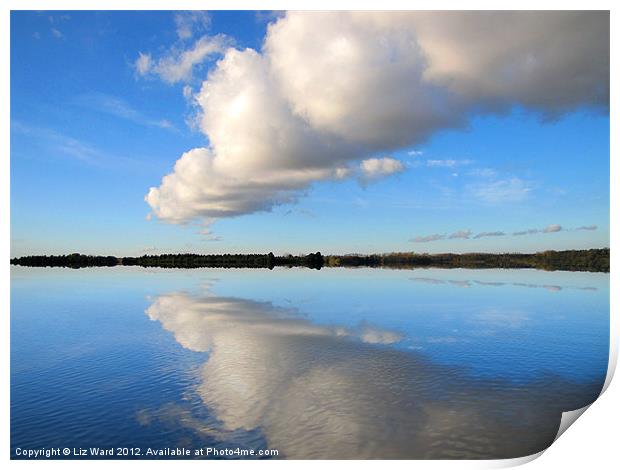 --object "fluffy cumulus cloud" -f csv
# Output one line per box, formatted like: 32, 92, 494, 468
146, 49, 355, 222
146, 11, 609, 225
